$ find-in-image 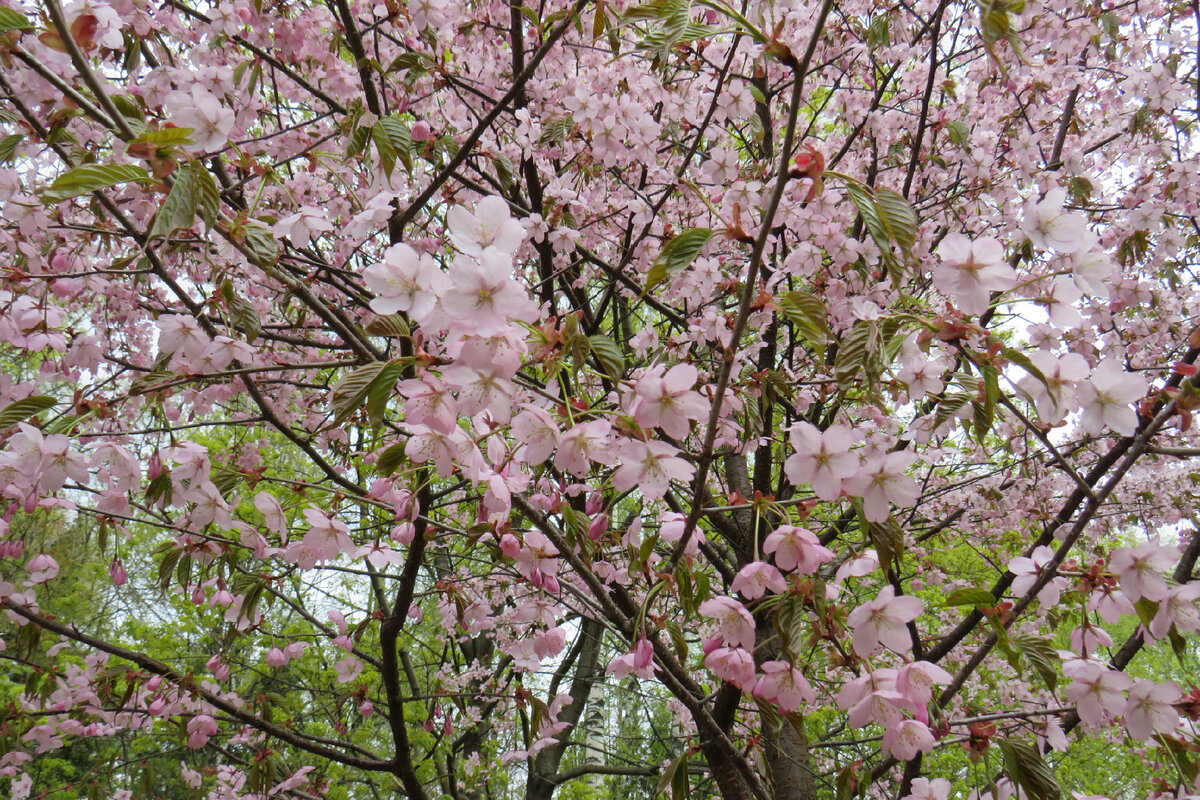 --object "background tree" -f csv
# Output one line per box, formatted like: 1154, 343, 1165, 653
1, 0, 1199, 798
